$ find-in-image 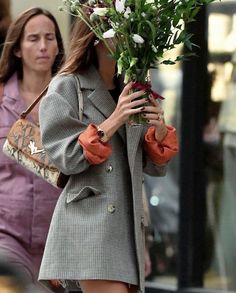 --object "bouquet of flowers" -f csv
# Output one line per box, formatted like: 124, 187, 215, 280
61, 0, 217, 124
